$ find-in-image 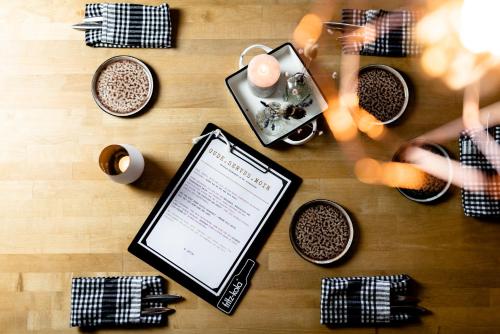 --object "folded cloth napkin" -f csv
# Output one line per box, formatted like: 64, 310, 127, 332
460, 126, 500, 217
70, 276, 166, 327
341, 9, 420, 57
85, 3, 172, 48
321, 274, 415, 326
